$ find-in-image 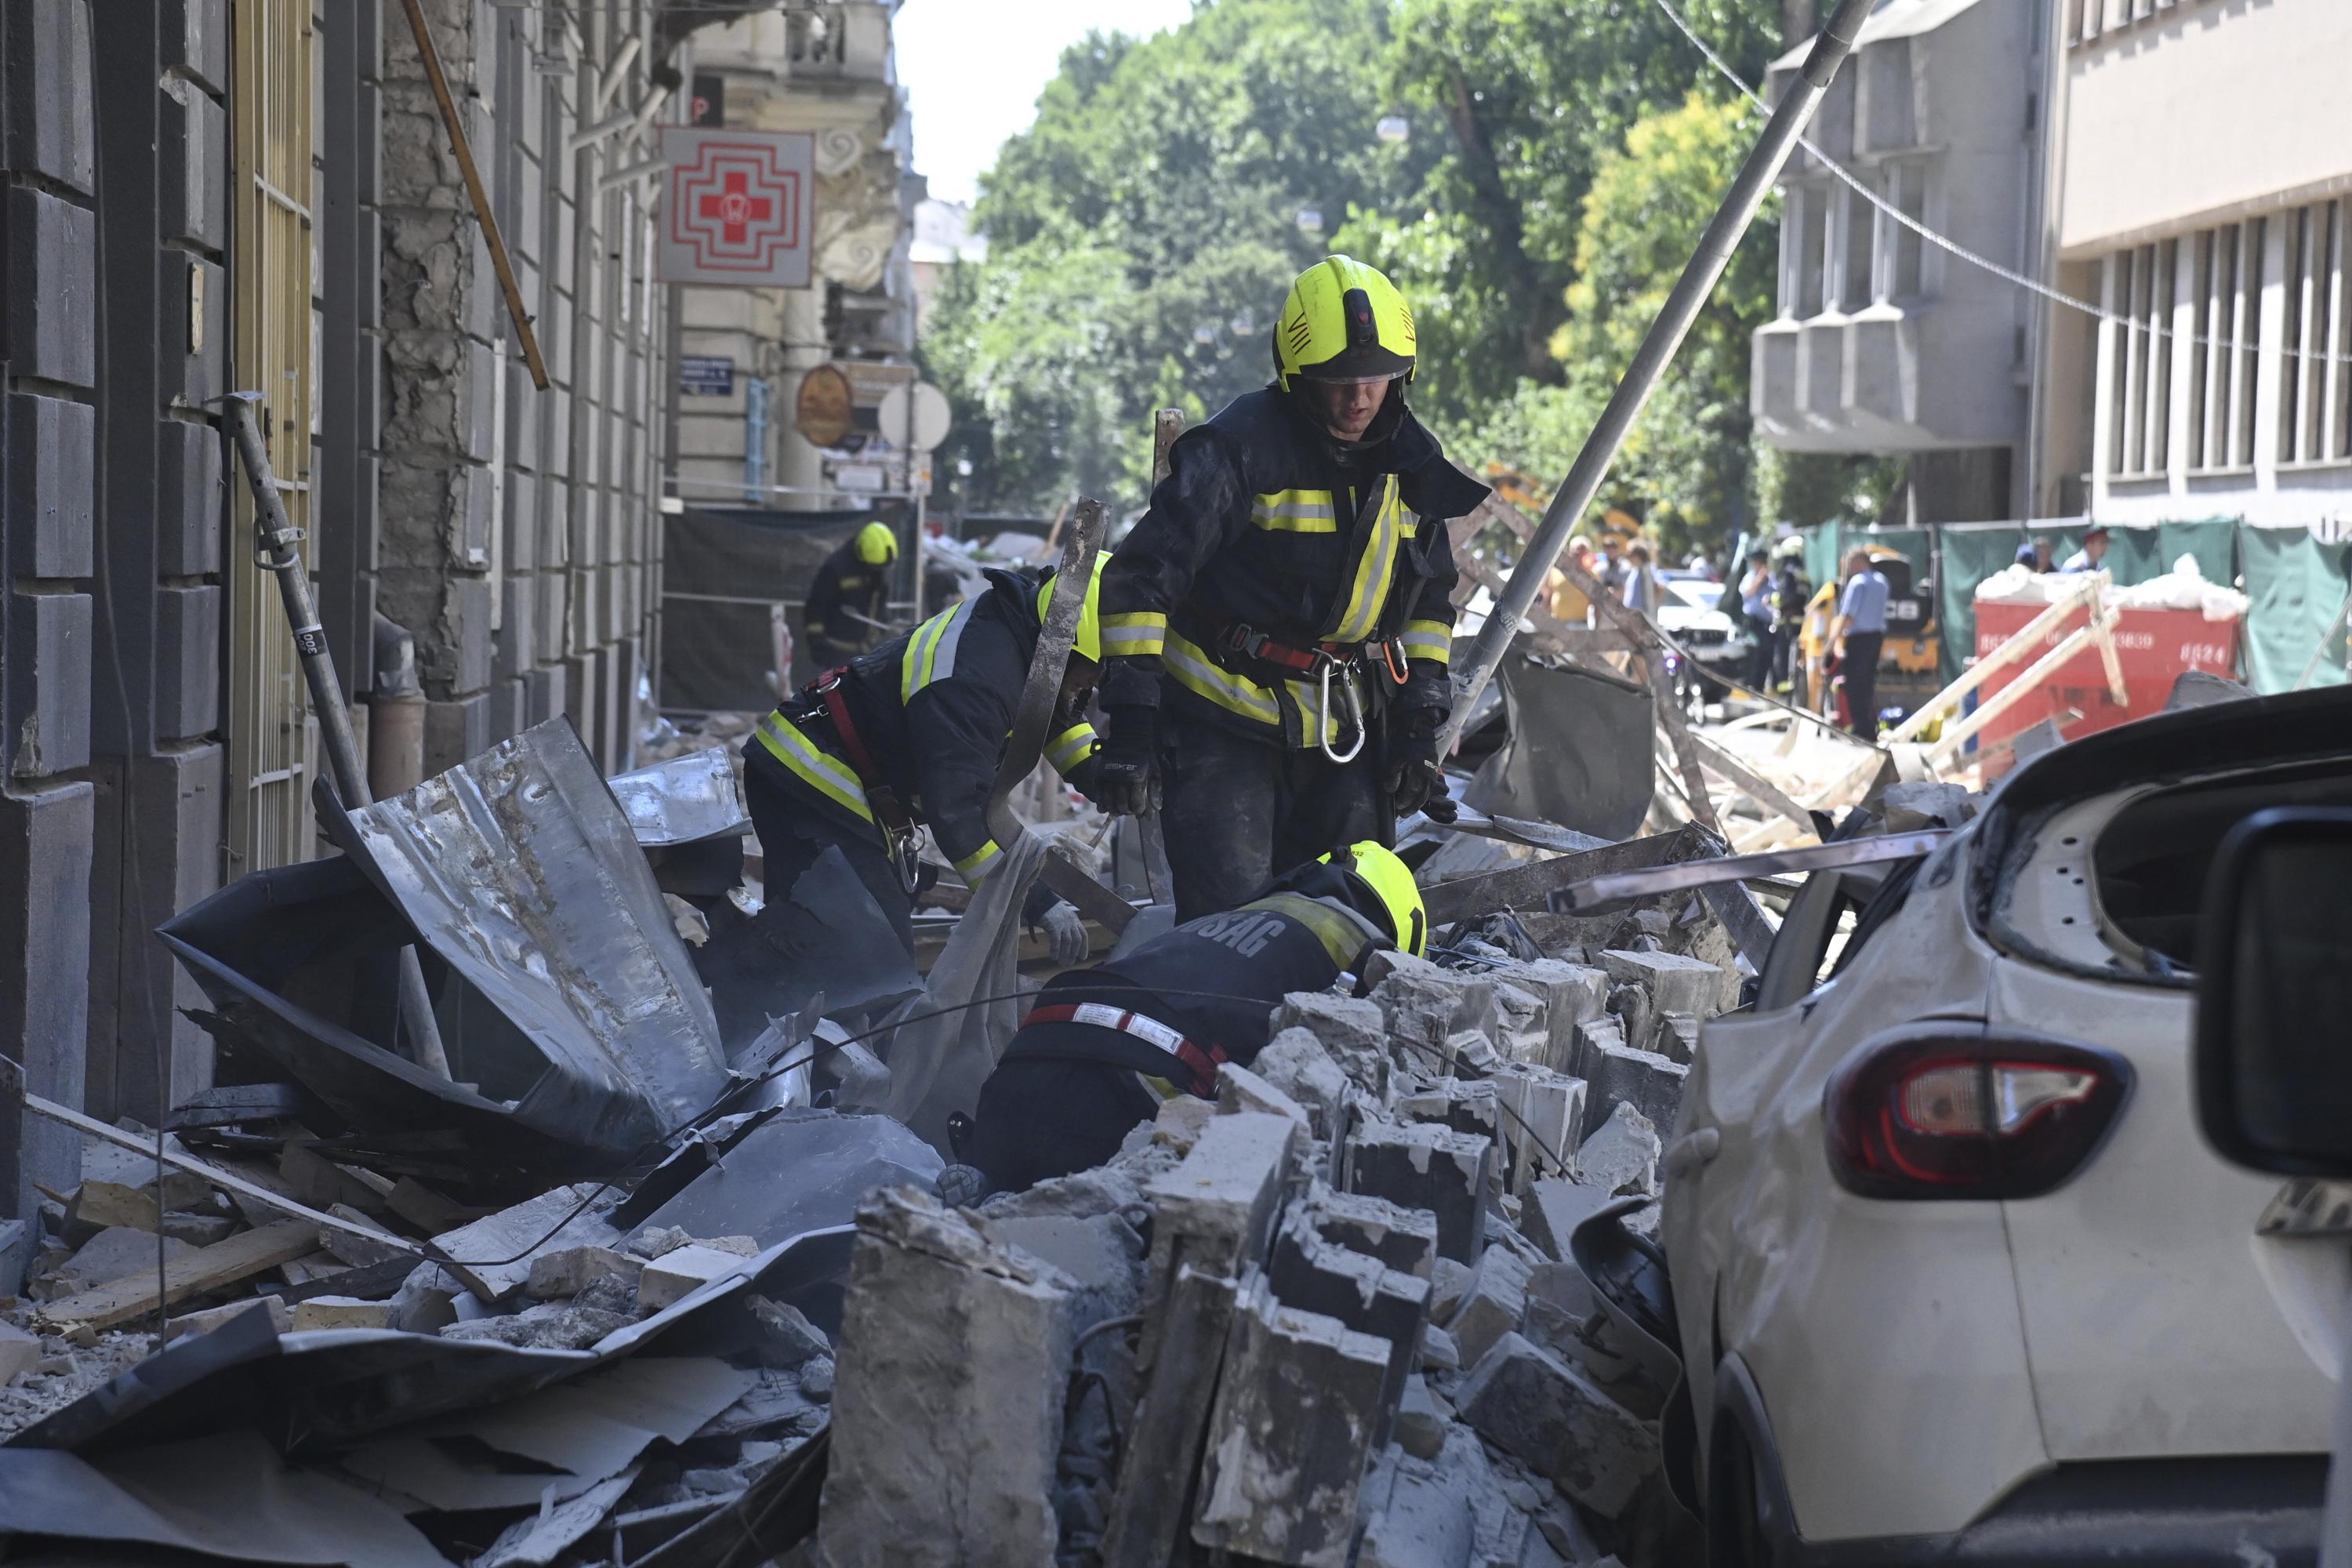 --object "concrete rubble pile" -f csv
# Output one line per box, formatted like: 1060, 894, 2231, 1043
811, 917, 1741, 1568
